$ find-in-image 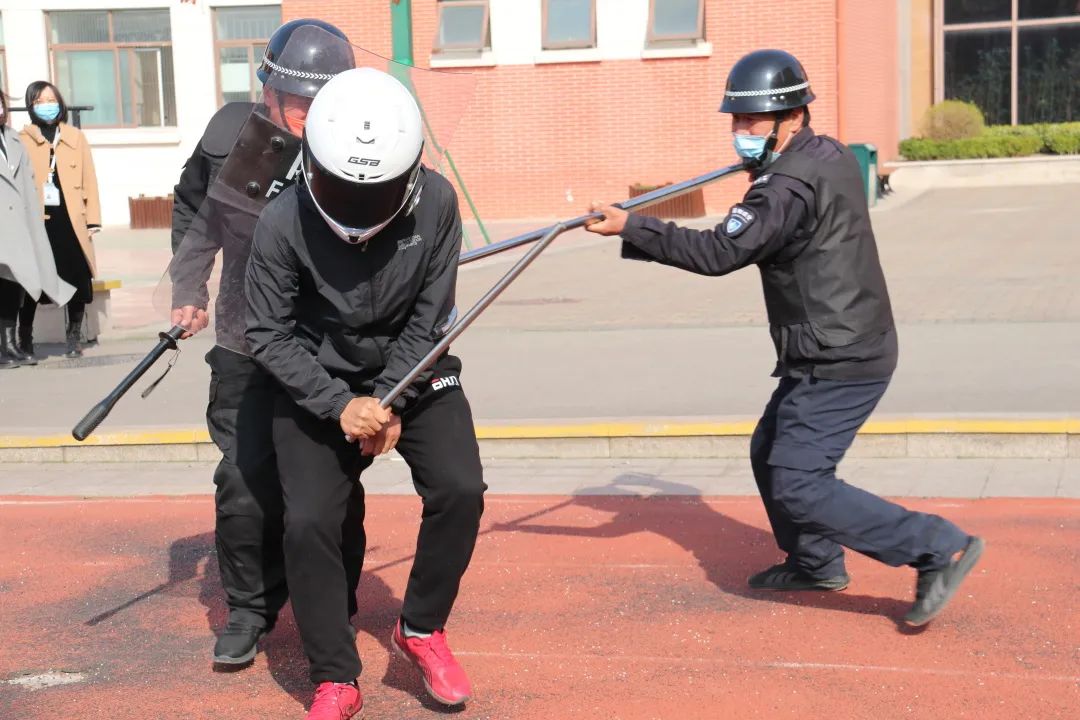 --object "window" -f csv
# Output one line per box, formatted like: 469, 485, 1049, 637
944, 0, 1011, 24
48, 10, 176, 128
647, 0, 704, 45
938, 0, 1080, 124
435, 0, 490, 53
214, 5, 281, 105
542, 0, 595, 50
